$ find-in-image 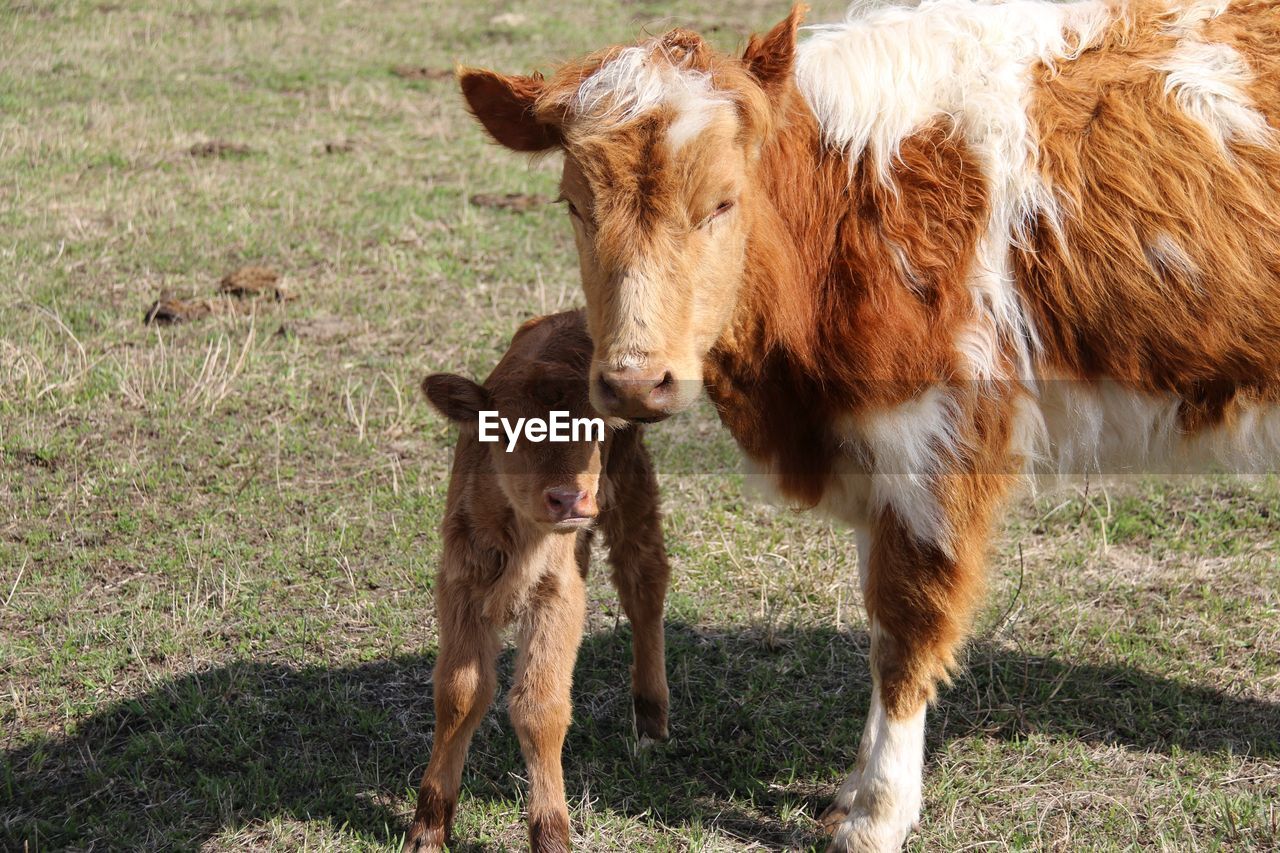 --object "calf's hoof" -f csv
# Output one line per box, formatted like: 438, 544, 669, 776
529, 810, 572, 853
632, 692, 669, 743
404, 784, 454, 853
401, 823, 446, 853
